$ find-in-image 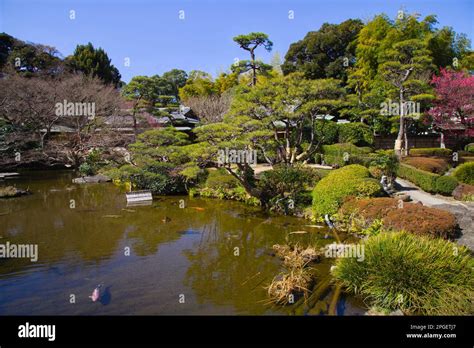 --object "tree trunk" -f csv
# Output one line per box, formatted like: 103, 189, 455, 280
394, 89, 405, 159
223, 166, 259, 199
250, 50, 257, 86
